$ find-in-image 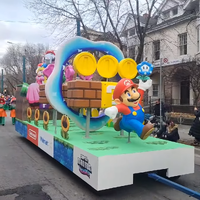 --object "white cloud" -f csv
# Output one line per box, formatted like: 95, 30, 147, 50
0, 0, 53, 58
